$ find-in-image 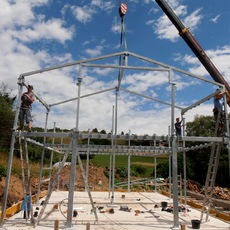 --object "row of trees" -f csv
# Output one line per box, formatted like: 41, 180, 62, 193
156, 115, 229, 187
0, 82, 229, 187
0, 83, 15, 150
